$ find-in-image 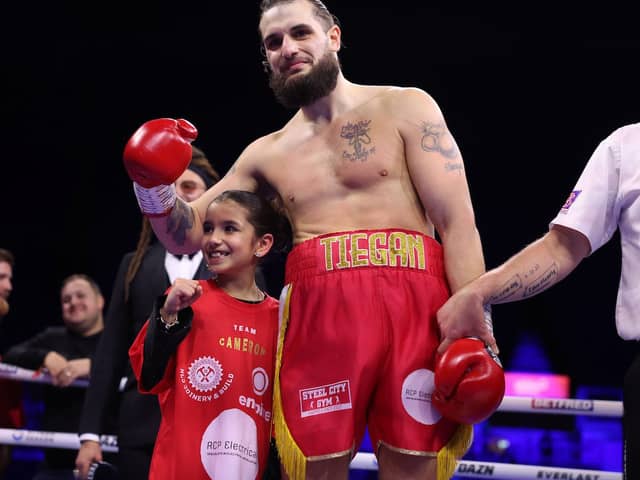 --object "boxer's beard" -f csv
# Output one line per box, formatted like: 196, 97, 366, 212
269, 52, 340, 109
